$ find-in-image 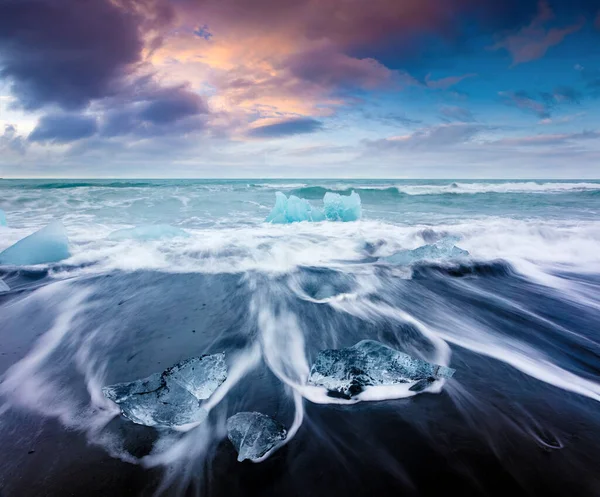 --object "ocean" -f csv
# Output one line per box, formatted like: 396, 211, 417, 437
0, 179, 599, 496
